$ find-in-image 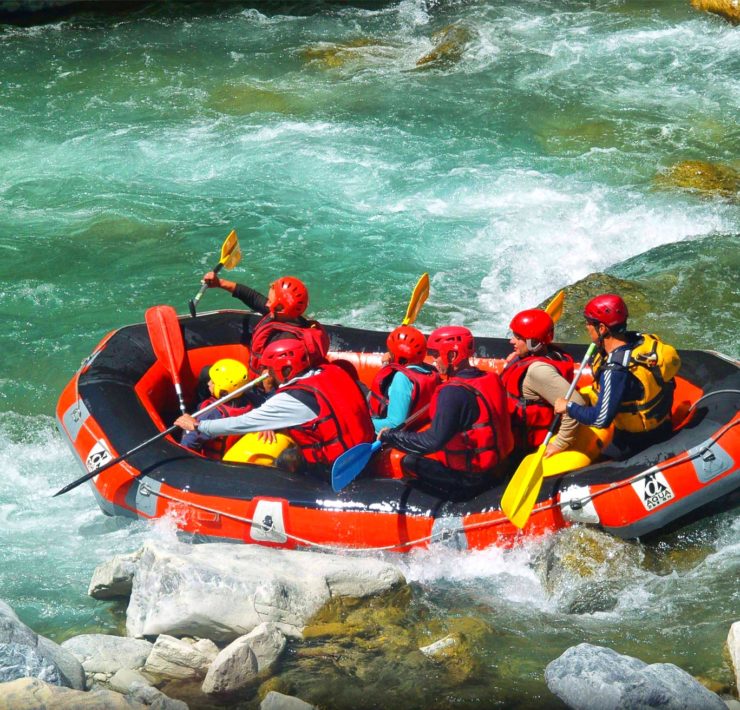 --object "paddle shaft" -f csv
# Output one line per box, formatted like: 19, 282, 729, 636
53, 373, 268, 497
189, 261, 225, 317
